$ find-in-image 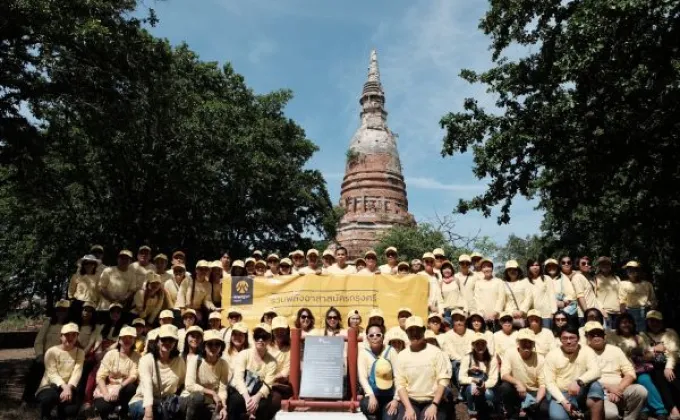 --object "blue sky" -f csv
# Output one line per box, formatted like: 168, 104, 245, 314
144, 0, 543, 245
